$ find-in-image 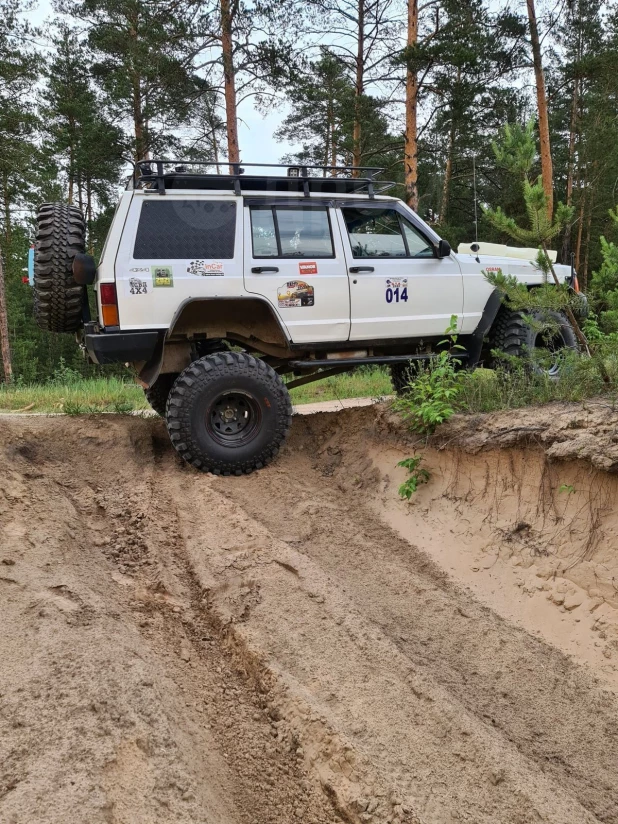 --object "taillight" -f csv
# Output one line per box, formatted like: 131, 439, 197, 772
100, 283, 119, 327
